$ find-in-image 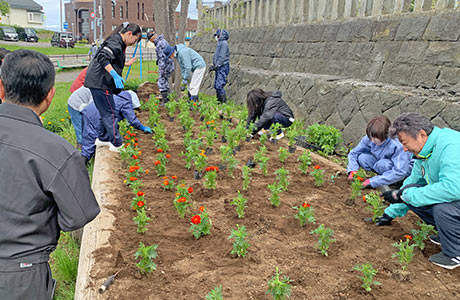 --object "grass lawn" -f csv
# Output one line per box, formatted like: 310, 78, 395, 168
0, 44, 89, 55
